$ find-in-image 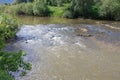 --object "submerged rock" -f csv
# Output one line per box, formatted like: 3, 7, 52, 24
75, 27, 93, 37
76, 27, 88, 33
76, 34, 93, 37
